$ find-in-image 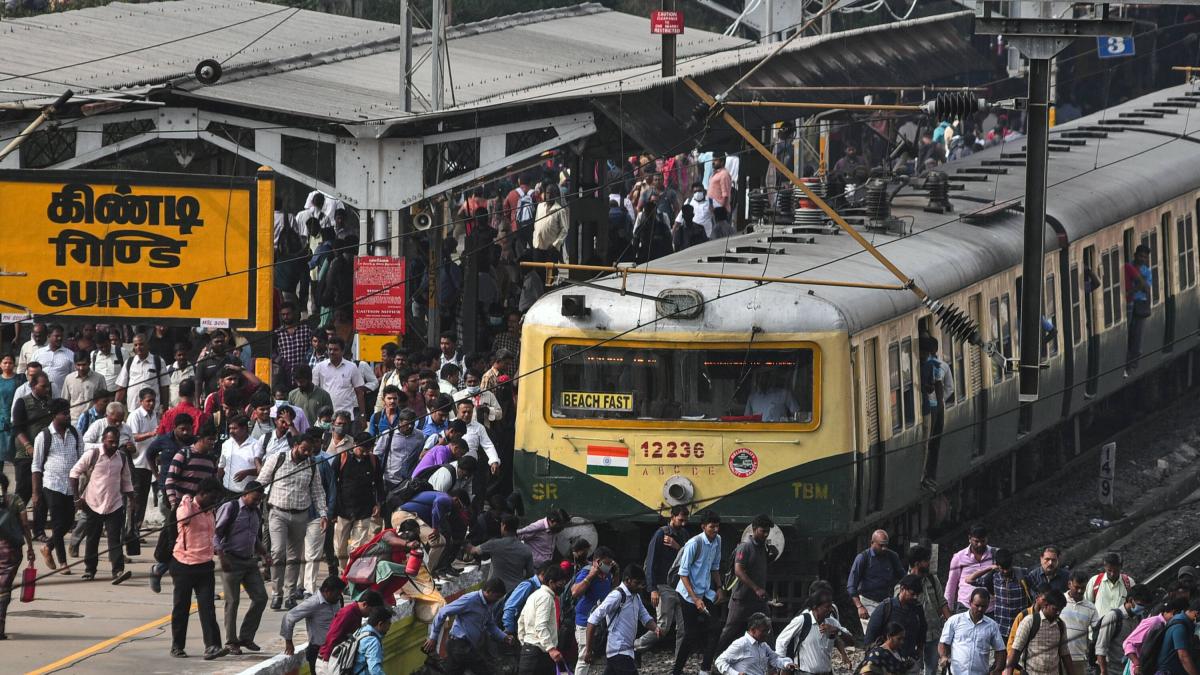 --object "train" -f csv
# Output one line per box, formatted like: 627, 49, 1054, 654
511, 82, 1200, 602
